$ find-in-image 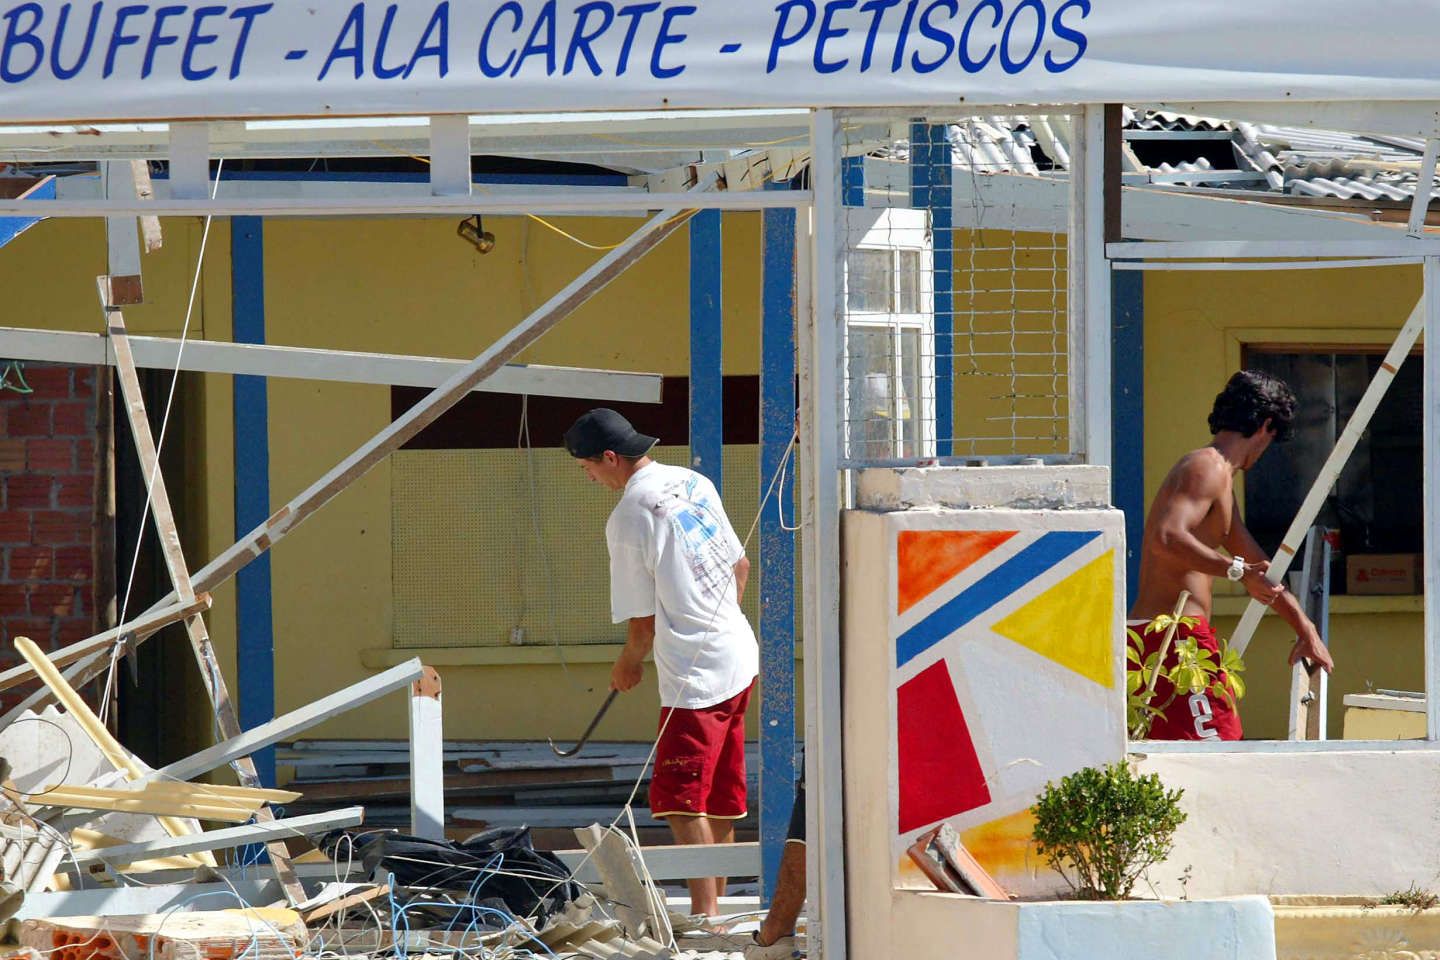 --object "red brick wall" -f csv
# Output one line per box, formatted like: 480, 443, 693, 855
0, 362, 100, 678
